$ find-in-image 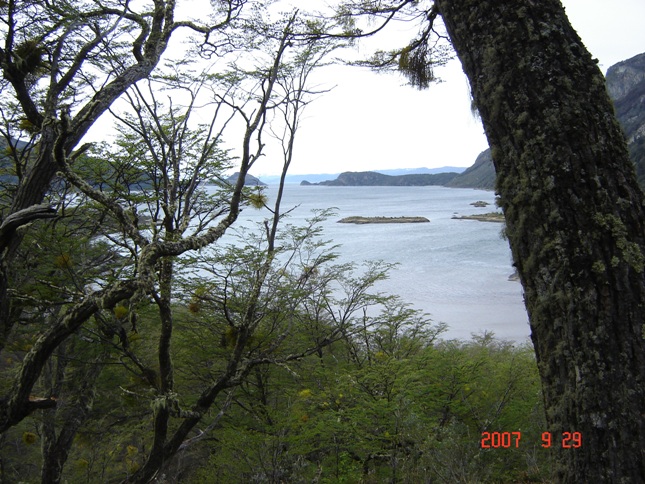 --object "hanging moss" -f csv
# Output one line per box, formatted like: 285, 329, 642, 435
13, 39, 47, 76
18, 118, 40, 134
397, 42, 435, 89
247, 191, 267, 209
